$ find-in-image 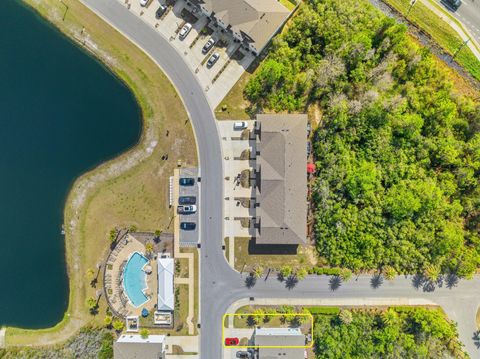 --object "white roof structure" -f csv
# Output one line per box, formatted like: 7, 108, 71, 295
157, 256, 174, 311
114, 334, 166, 359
